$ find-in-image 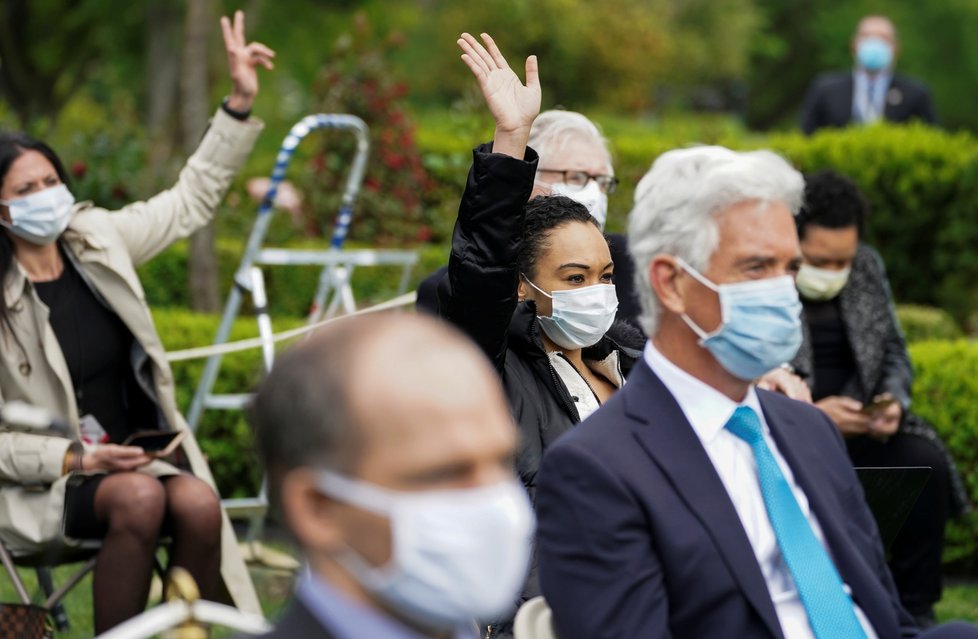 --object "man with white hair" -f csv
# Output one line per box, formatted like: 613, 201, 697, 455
534, 146, 978, 638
